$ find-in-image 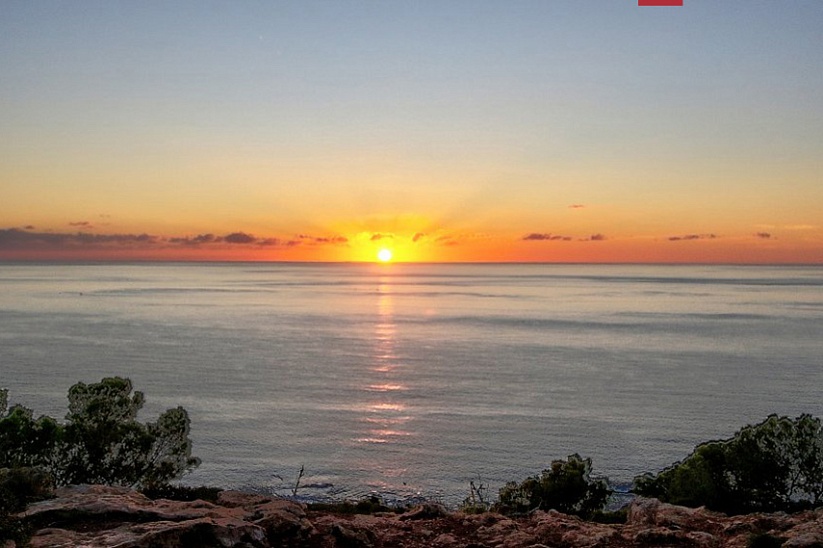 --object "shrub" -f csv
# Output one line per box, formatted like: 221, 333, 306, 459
0, 467, 54, 513
497, 453, 611, 517
0, 378, 200, 489
634, 414, 823, 514
459, 480, 492, 514
0, 467, 53, 544
308, 496, 399, 515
